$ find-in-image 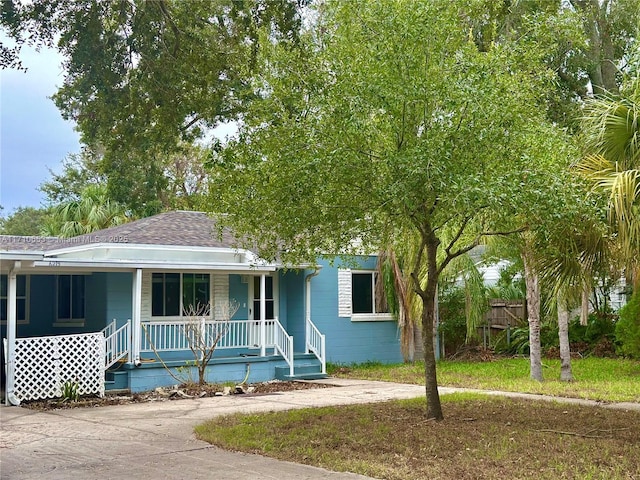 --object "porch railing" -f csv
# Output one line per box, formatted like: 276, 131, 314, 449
272, 320, 294, 377
102, 319, 131, 369
141, 319, 260, 351
306, 319, 326, 374
140, 318, 294, 375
